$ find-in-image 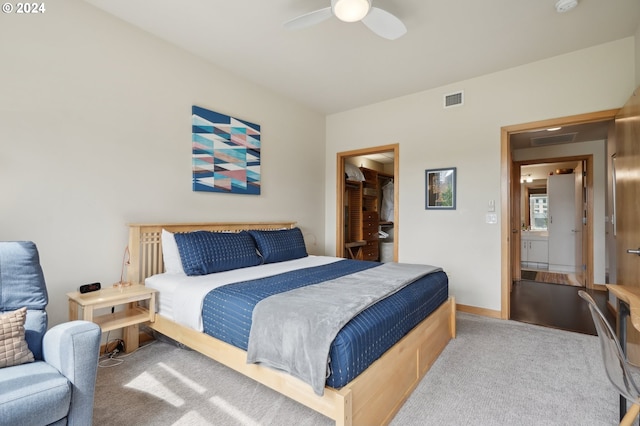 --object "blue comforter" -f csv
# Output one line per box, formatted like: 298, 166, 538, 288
202, 259, 448, 388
